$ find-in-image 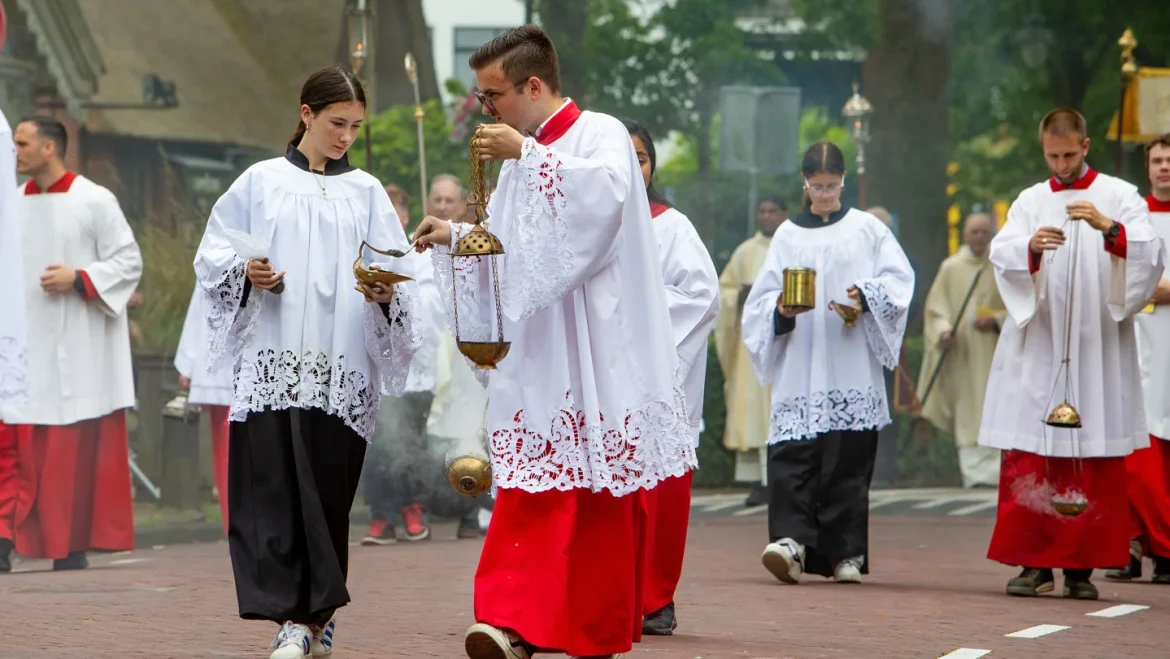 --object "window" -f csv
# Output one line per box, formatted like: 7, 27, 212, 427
453, 27, 510, 92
